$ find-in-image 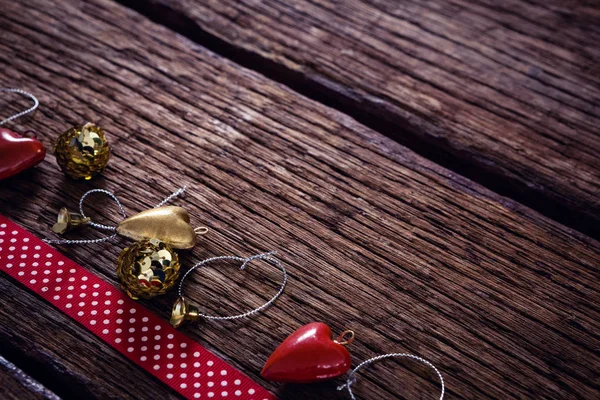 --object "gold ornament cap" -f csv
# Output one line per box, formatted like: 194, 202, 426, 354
54, 122, 110, 180
170, 296, 199, 328
117, 206, 198, 250
116, 239, 180, 300
51, 207, 90, 234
